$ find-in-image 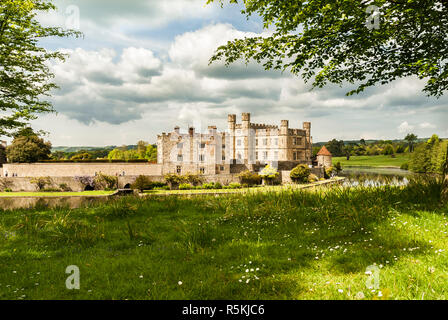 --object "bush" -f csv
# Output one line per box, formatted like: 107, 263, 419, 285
30, 177, 52, 191
164, 173, 186, 189
94, 173, 118, 190
308, 174, 319, 183
153, 186, 169, 191
183, 173, 204, 186
131, 175, 152, 192
201, 183, 215, 189
237, 170, 262, 186
4, 188, 12, 192
59, 183, 72, 192
400, 162, 409, 170
290, 164, 311, 183
179, 183, 193, 190
42, 188, 61, 192
228, 182, 242, 189
325, 166, 335, 179
259, 165, 279, 185
214, 182, 222, 189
